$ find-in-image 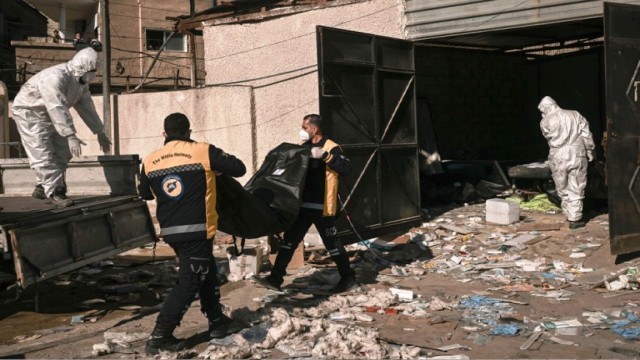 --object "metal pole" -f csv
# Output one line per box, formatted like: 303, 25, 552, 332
189, 0, 197, 87
101, 0, 112, 154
